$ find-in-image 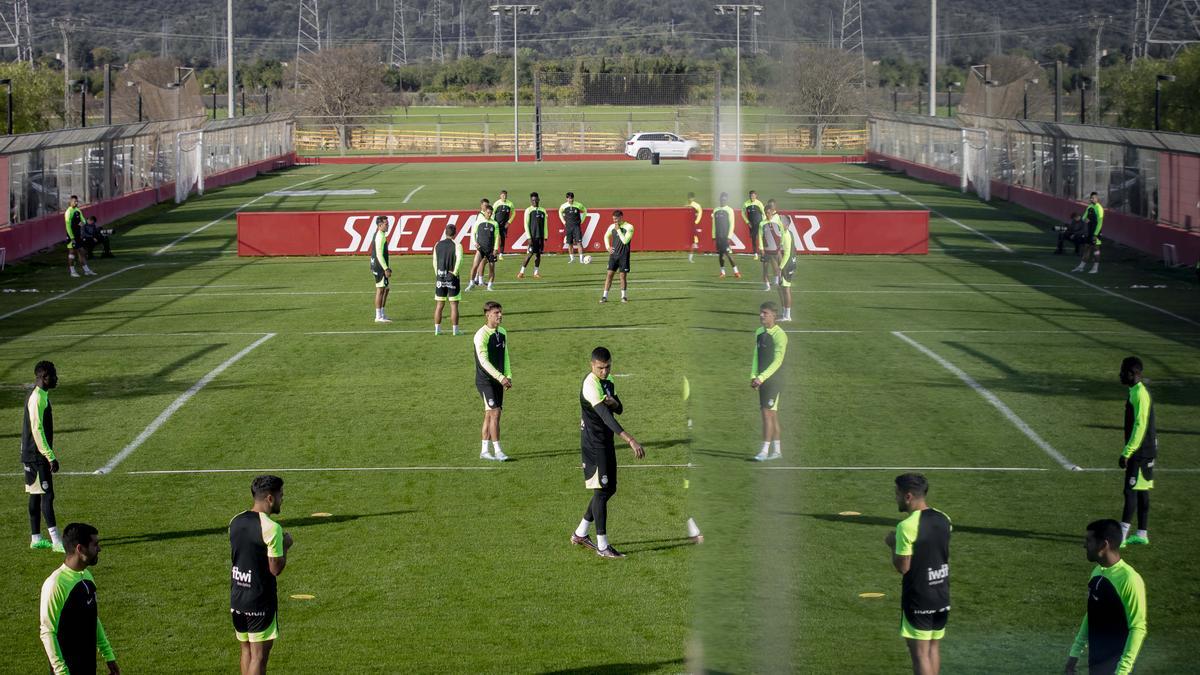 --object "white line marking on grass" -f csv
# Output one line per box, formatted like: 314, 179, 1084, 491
1076, 467, 1200, 473
831, 173, 1012, 253
760, 466, 1050, 472
0, 265, 146, 321
154, 174, 330, 256
266, 189, 377, 197
95, 333, 277, 475
124, 466, 498, 475
1022, 262, 1200, 328
891, 330, 1080, 471
687, 175, 700, 182
402, 184, 425, 203
625, 463, 693, 468
305, 326, 666, 336
0, 331, 274, 340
